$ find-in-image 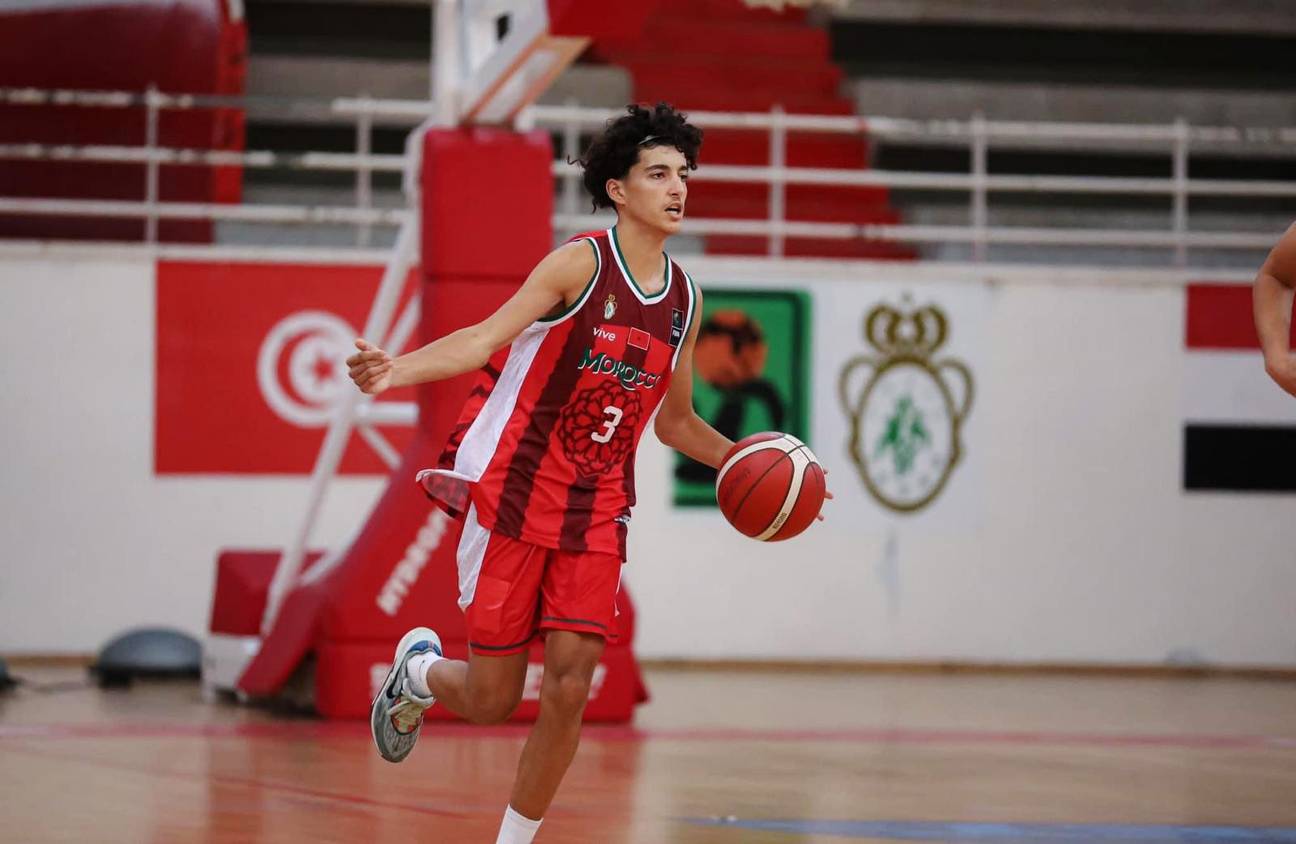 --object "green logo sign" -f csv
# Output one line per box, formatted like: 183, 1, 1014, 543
839, 300, 974, 513
673, 289, 811, 507
875, 395, 930, 475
